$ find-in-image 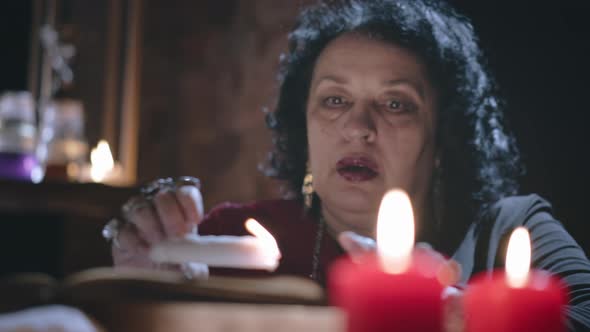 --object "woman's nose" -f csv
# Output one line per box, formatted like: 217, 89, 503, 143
341, 102, 376, 143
